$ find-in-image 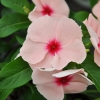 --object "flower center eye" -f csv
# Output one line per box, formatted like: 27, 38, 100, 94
98, 38, 100, 48
98, 42, 100, 48
42, 5, 53, 16
46, 39, 61, 55
55, 75, 73, 86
